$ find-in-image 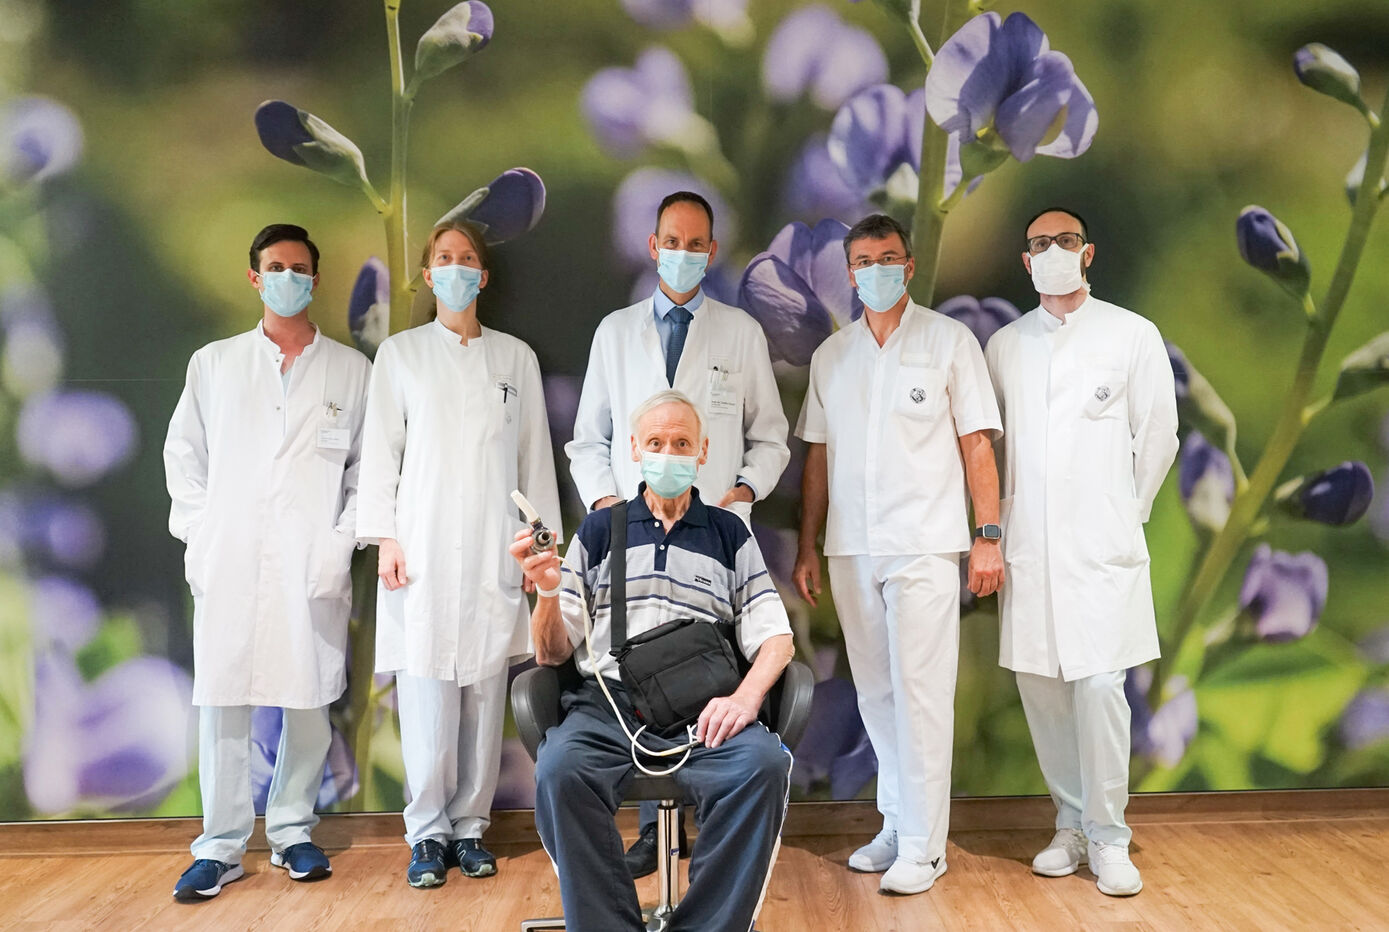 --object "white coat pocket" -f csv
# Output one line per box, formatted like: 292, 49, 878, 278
491, 376, 520, 438
707, 363, 742, 418
310, 528, 357, 600
894, 365, 946, 420
1081, 367, 1127, 419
